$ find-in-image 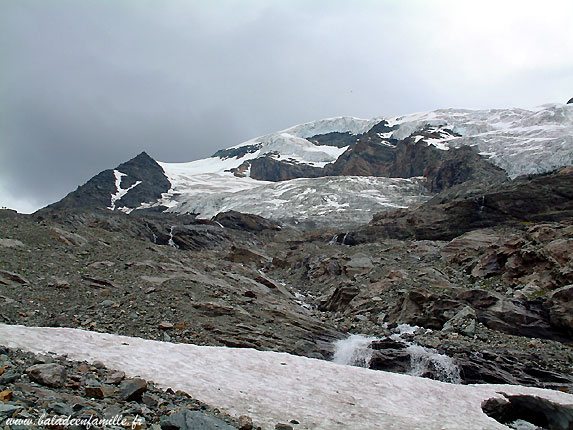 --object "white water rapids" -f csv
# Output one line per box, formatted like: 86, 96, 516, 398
332, 327, 461, 384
